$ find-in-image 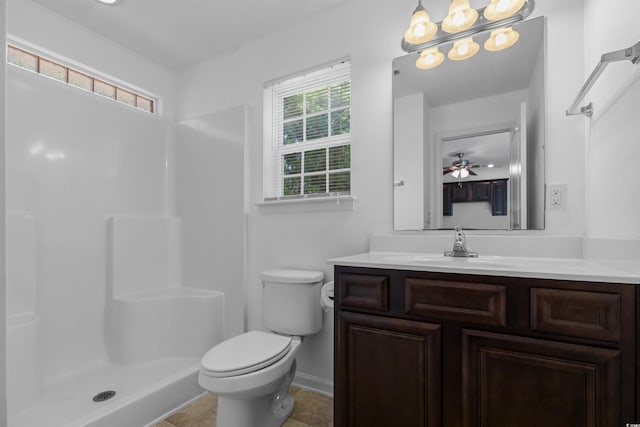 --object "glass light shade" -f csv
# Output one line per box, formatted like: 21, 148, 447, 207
403, 6, 438, 45
484, 0, 525, 21
416, 48, 445, 70
452, 169, 469, 178
448, 37, 479, 61
442, 0, 478, 33
484, 27, 520, 51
